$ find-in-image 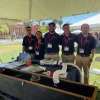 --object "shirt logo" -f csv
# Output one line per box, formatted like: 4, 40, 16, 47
86, 40, 90, 43
69, 38, 73, 40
